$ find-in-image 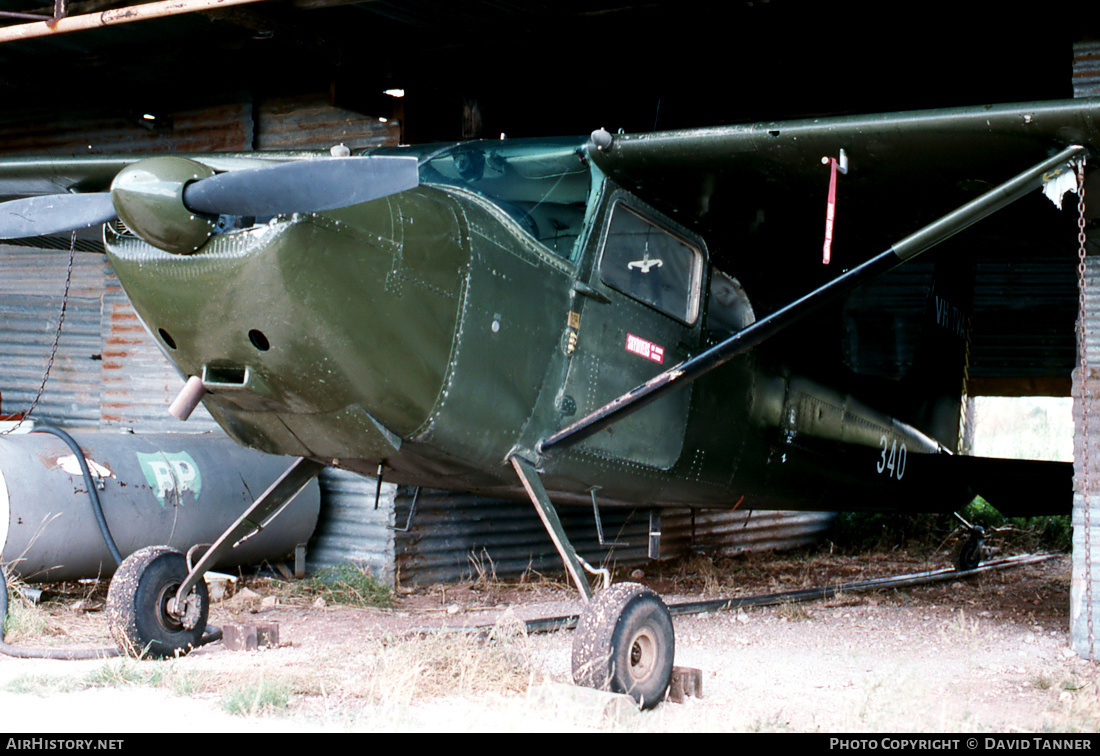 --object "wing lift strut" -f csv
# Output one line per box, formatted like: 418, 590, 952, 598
504, 145, 1088, 706
537, 144, 1088, 458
